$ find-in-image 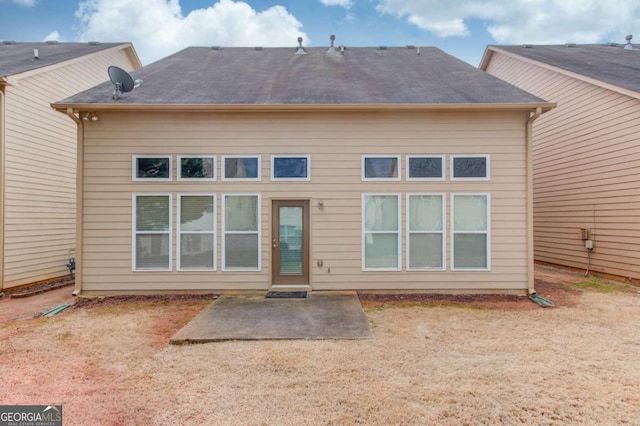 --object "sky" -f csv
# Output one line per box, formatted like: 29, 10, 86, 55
2, 0, 640, 66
